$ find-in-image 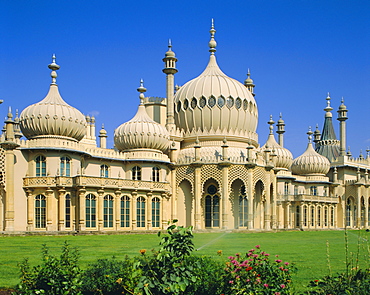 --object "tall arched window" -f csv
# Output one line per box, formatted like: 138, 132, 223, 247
317, 206, 321, 227
120, 196, 130, 228
35, 194, 46, 228
104, 195, 114, 228
324, 207, 328, 226
65, 194, 71, 228
346, 198, 353, 227
330, 206, 335, 227
60, 157, 71, 176
303, 206, 307, 227
205, 185, 220, 228
152, 167, 160, 182
152, 197, 160, 227
296, 205, 300, 227
35, 155, 46, 177
86, 194, 96, 228
239, 185, 248, 227
137, 197, 146, 228
361, 198, 365, 227
132, 166, 141, 181
100, 165, 109, 178
311, 206, 315, 227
